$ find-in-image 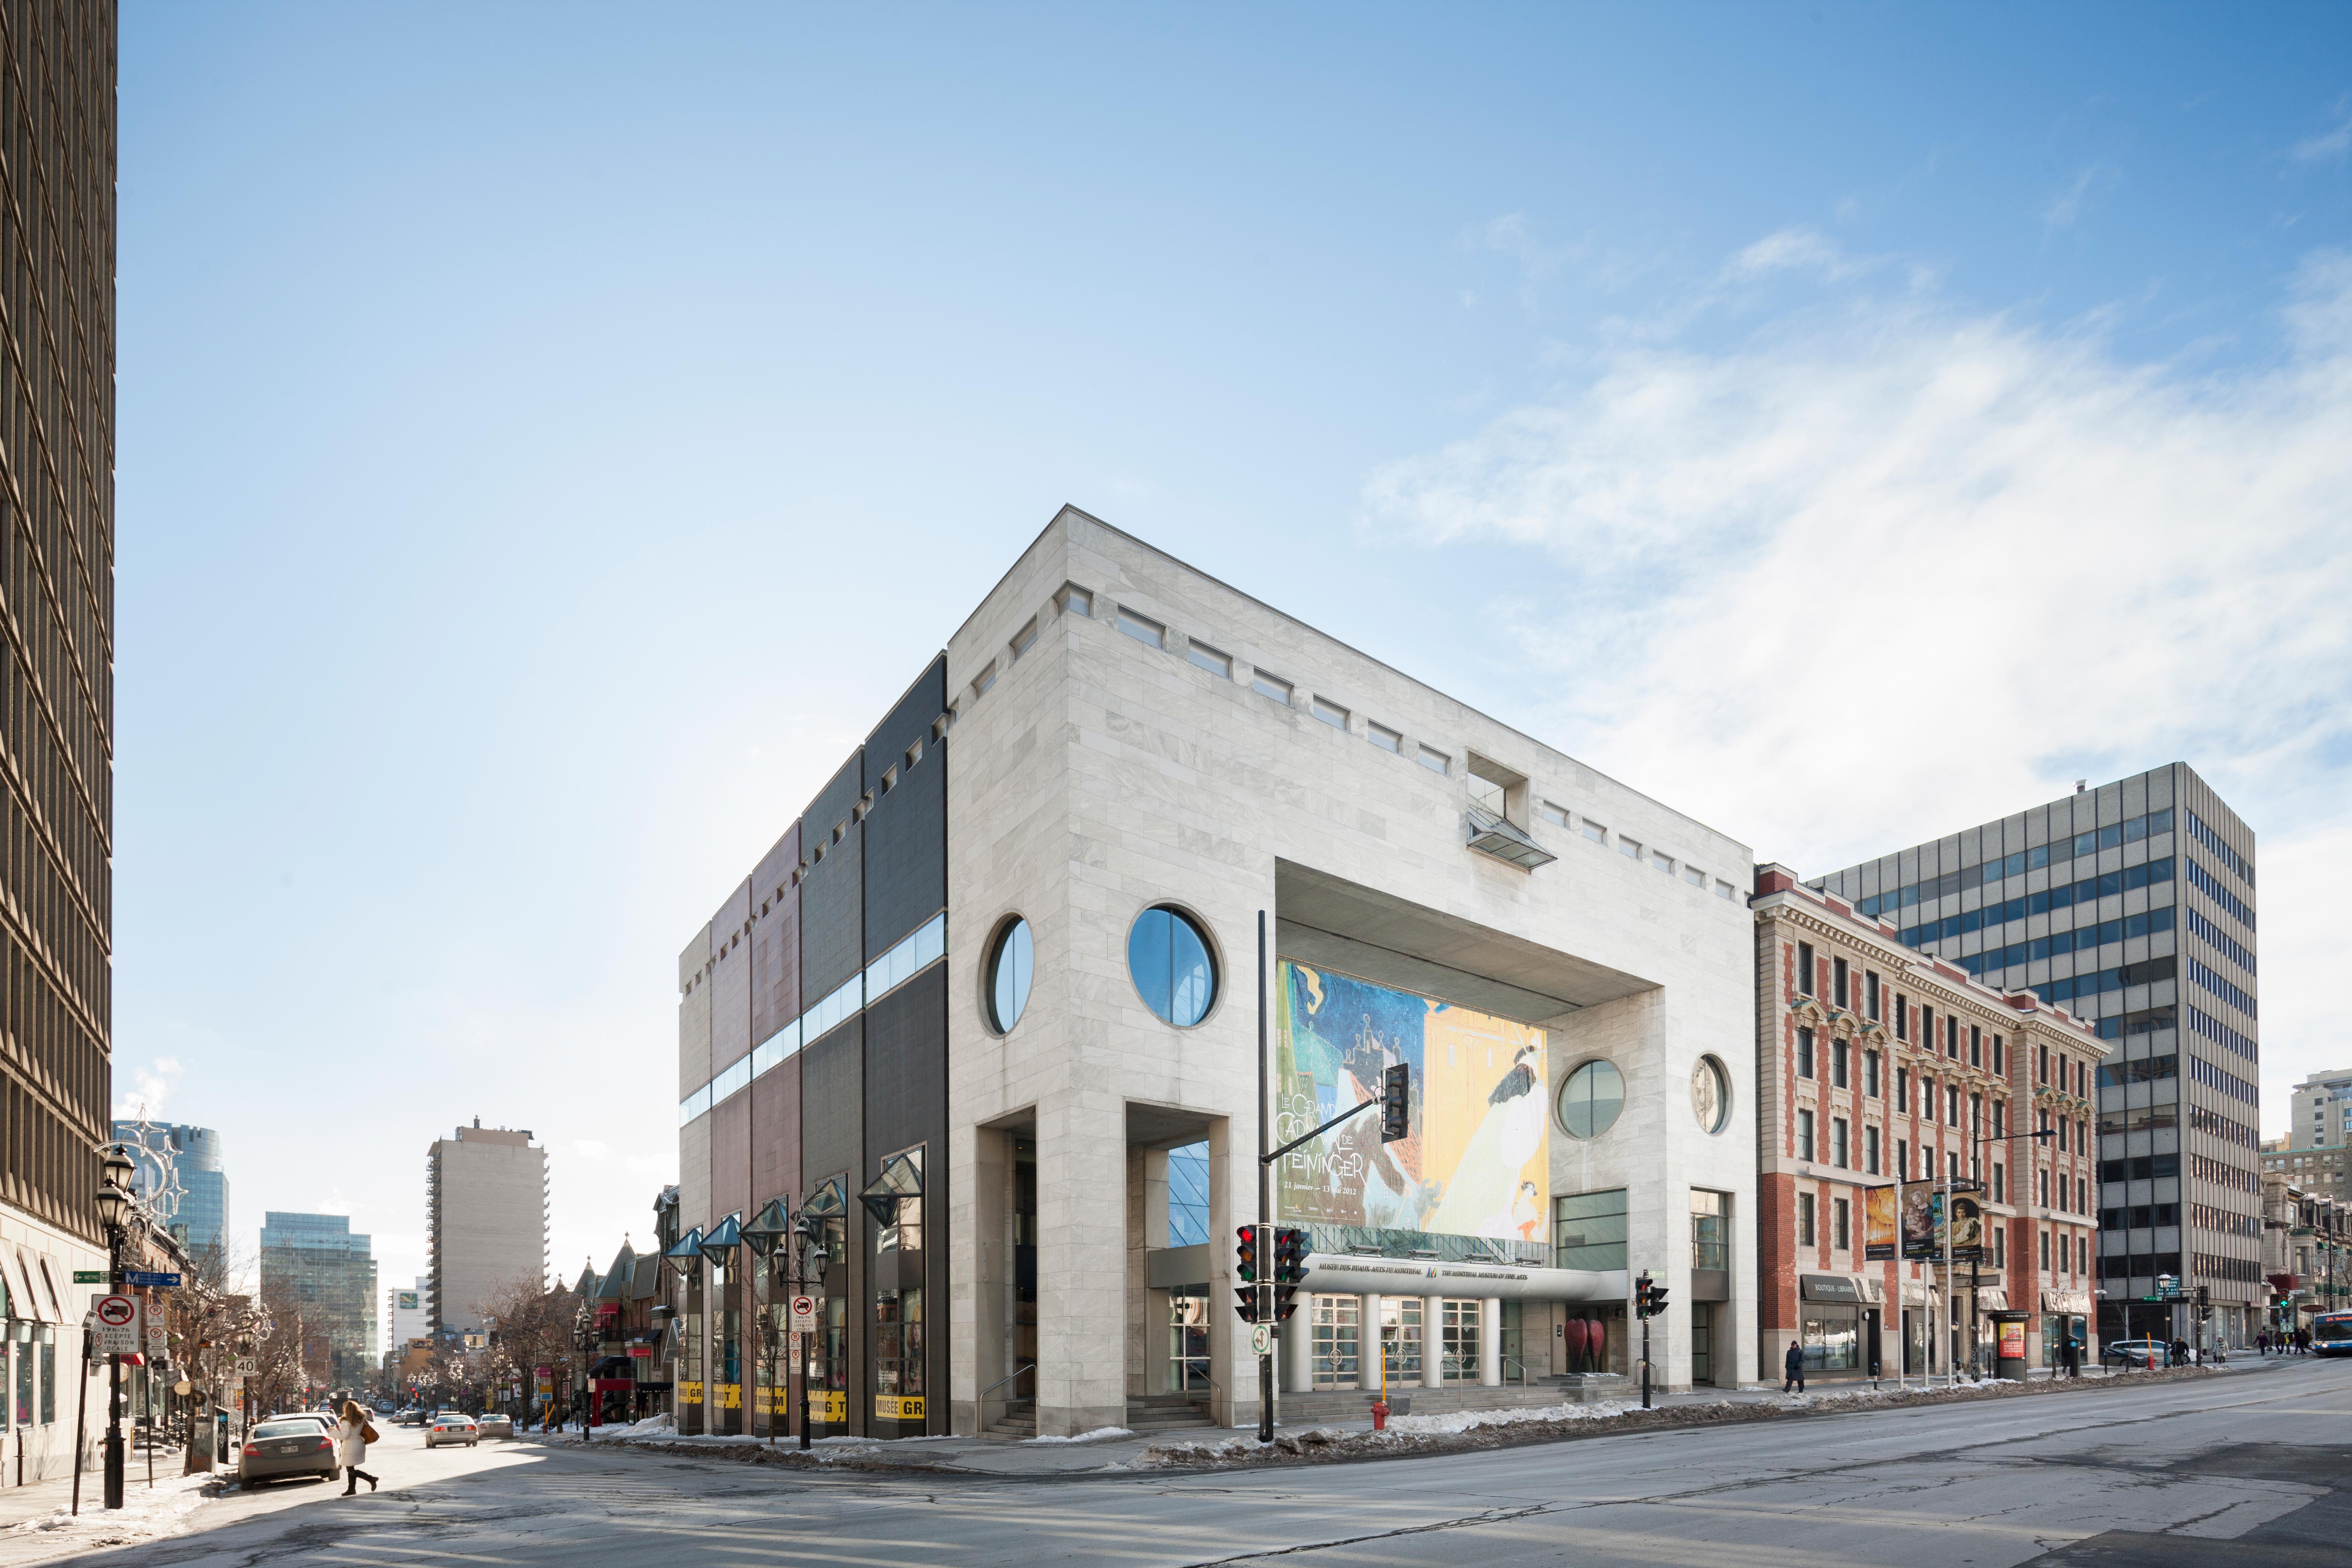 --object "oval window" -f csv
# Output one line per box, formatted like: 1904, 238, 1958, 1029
1127, 906, 1217, 1027
1556, 1059, 1625, 1140
988, 918, 1033, 1033
1690, 1055, 1731, 1135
